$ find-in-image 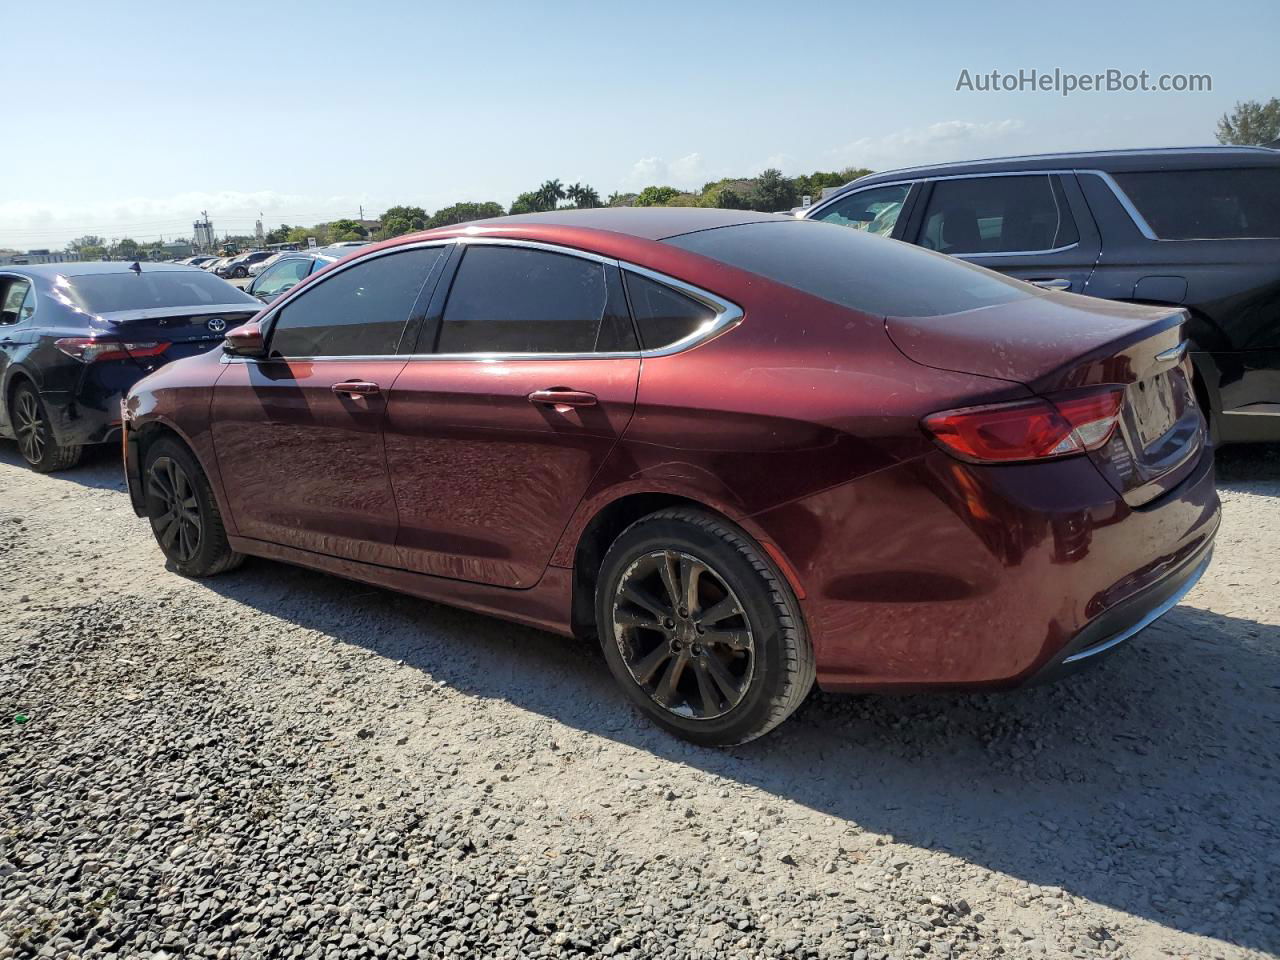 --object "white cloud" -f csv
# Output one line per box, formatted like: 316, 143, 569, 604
826, 119, 1025, 170
0, 190, 371, 249
621, 152, 710, 191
